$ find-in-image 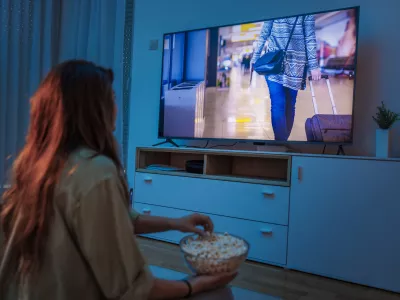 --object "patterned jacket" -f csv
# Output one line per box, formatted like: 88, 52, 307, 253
251, 15, 319, 90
